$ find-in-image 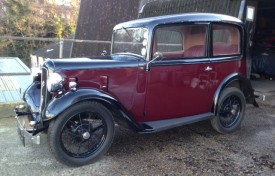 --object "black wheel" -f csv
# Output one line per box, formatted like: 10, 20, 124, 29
211, 87, 246, 134
48, 101, 115, 166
